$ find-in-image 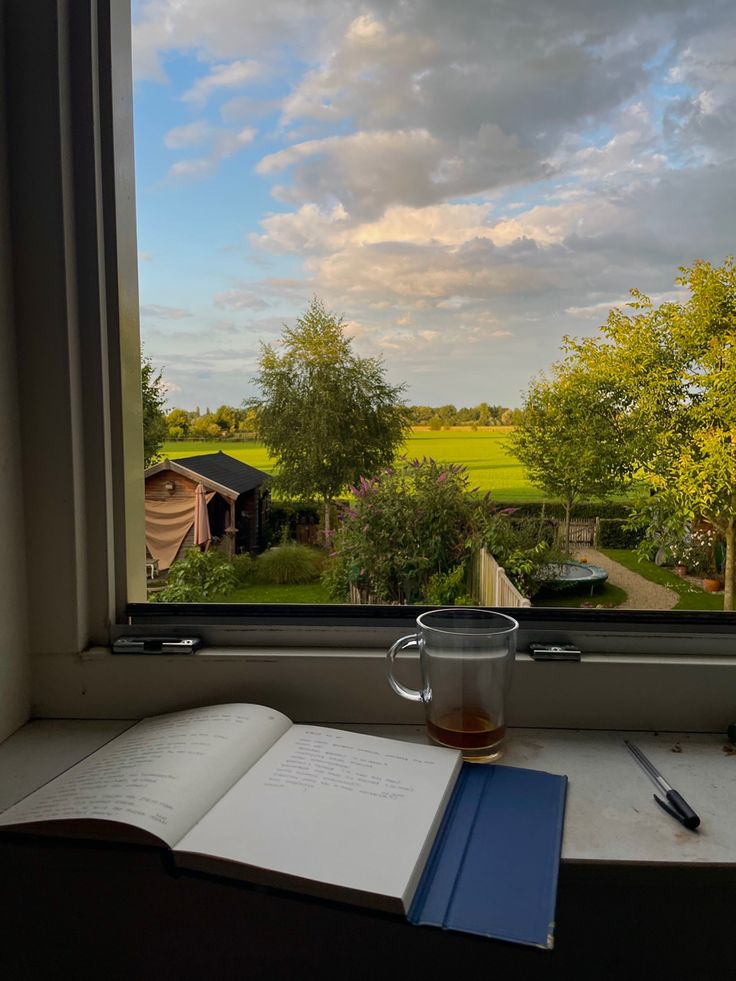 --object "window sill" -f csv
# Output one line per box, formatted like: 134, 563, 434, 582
2, 719, 734, 866
30, 647, 736, 731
